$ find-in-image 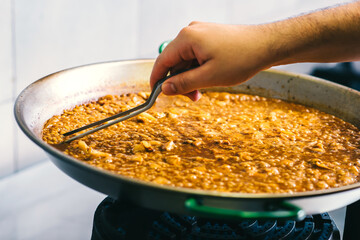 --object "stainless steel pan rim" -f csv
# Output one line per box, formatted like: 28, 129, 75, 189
14, 59, 360, 219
